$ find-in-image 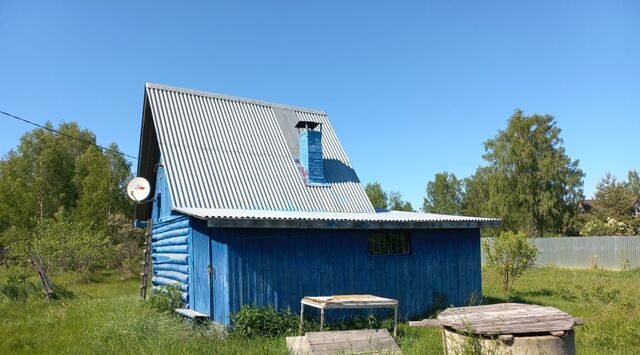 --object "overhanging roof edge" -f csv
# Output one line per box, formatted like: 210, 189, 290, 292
173, 207, 502, 229
202, 217, 501, 229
